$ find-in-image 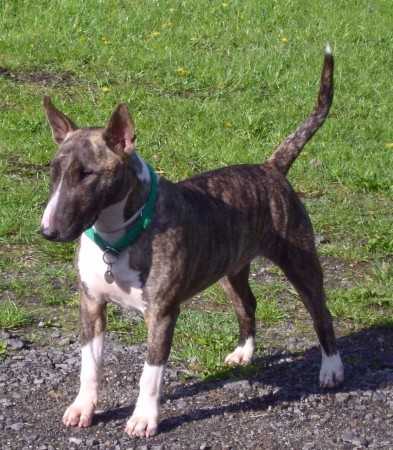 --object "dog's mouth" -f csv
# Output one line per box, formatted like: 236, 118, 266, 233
40, 215, 97, 243
40, 226, 80, 243
40, 226, 78, 243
